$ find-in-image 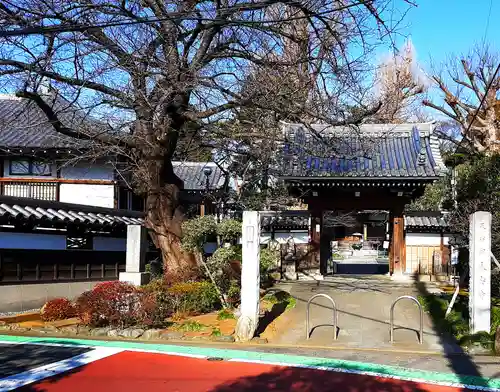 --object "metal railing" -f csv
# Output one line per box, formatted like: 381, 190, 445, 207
306, 293, 338, 340
390, 295, 423, 344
